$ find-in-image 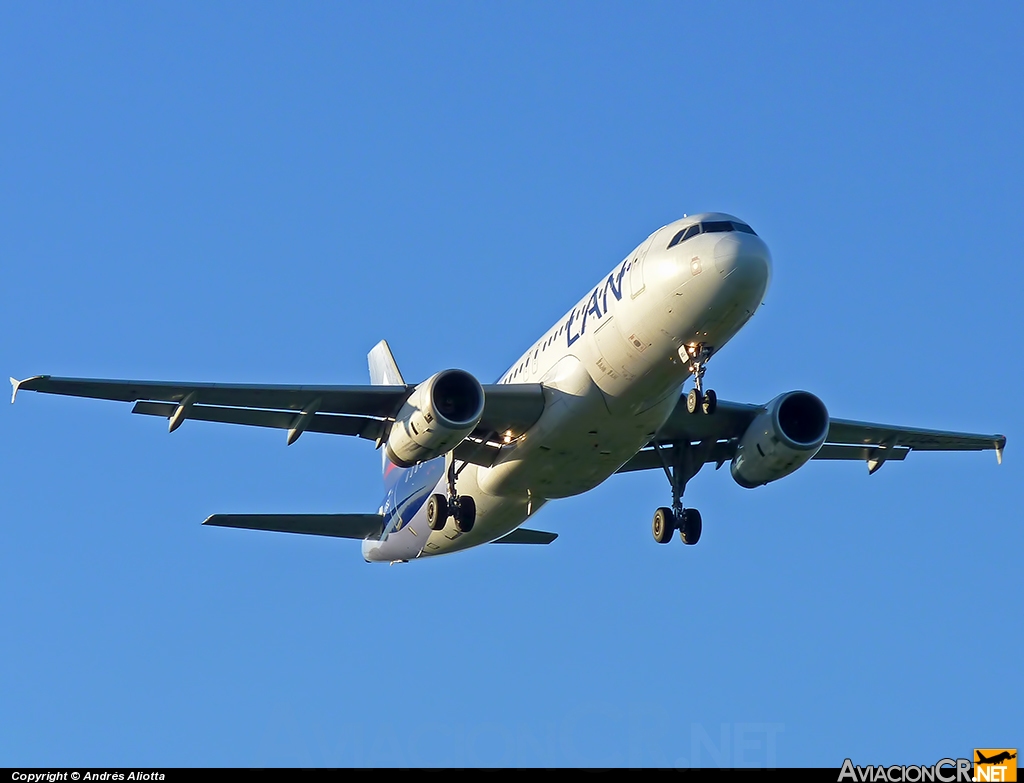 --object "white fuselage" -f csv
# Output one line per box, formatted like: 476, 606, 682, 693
362, 213, 772, 561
